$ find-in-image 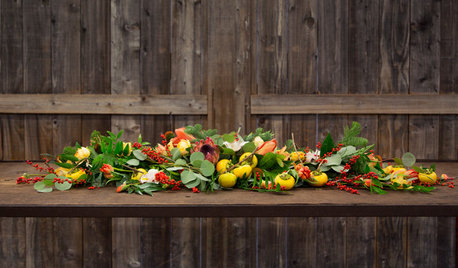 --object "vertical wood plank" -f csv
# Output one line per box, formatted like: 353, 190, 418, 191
0, 218, 26, 268
23, 0, 53, 160
288, 0, 317, 94
317, 0, 348, 94
409, 115, 439, 160
439, 0, 457, 161
26, 217, 82, 267
51, 0, 82, 154
377, 115, 409, 159
111, 0, 141, 141
348, 0, 380, 94
436, 217, 456, 268
83, 218, 112, 268
257, 217, 287, 268
1, 0, 24, 160
439, 115, 457, 161
410, 0, 440, 94
112, 218, 141, 268
81, 0, 111, 145
346, 217, 376, 267
380, 0, 410, 94
376, 217, 407, 267
317, 115, 348, 144
170, 218, 201, 267
141, 218, 171, 267
202, 218, 256, 268
315, 217, 346, 268
171, 0, 204, 132
409, 0, 440, 162
348, 115, 378, 147
286, 217, 317, 267
289, 114, 317, 149
407, 217, 438, 268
